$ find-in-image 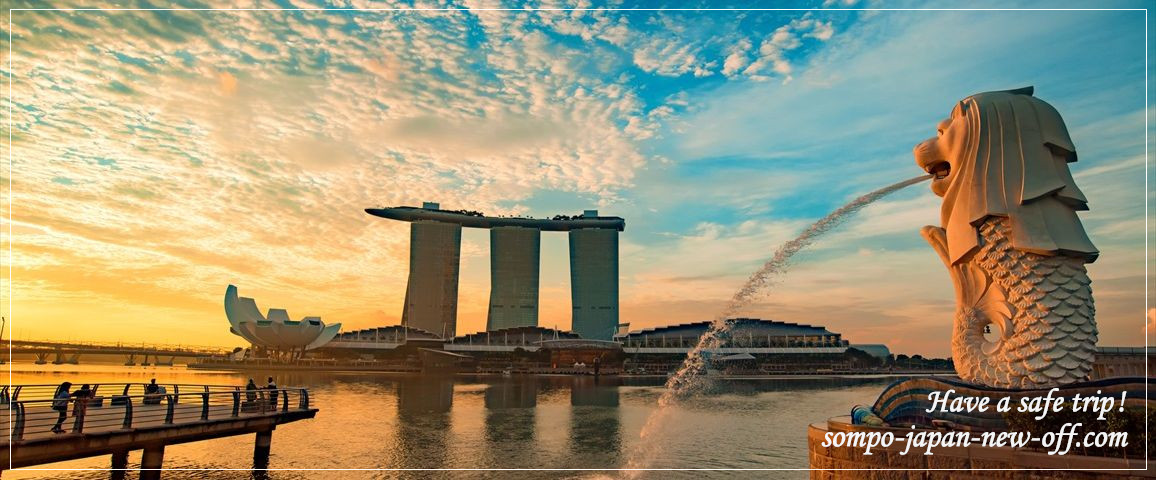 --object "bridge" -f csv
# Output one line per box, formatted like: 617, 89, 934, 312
1, 382, 317, 479
7, 340, 233, 366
